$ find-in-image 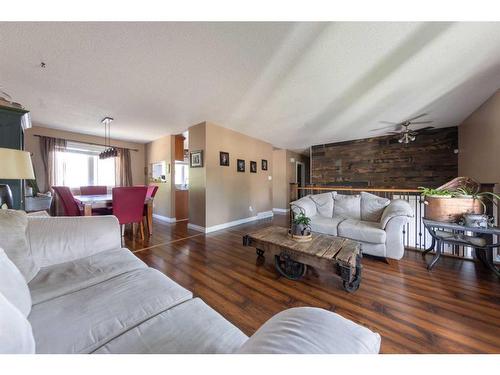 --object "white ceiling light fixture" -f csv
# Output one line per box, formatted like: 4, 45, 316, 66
99, 116, 117, 159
